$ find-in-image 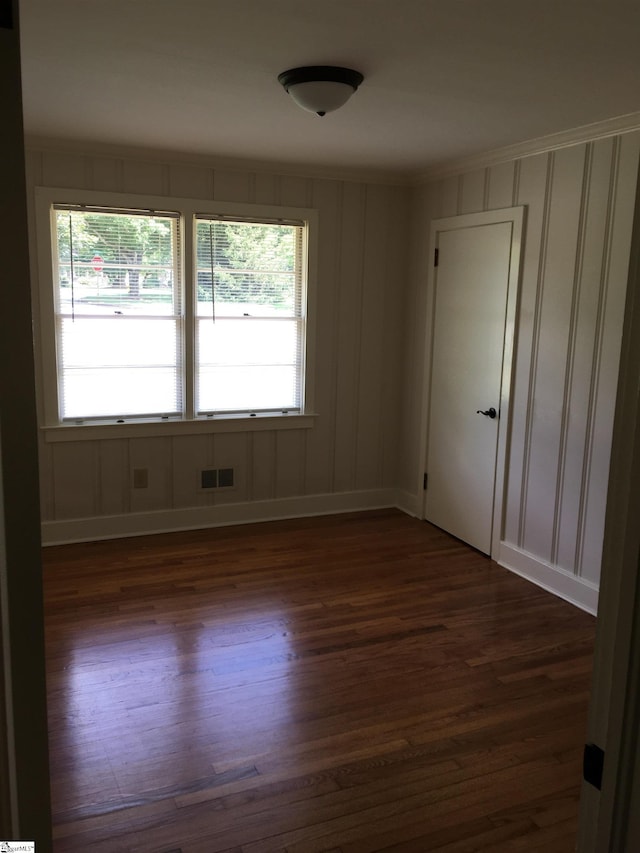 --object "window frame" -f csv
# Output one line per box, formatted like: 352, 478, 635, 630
34, 187, 318, 442
193, 213, 307, 418
52, 204, 185, 422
